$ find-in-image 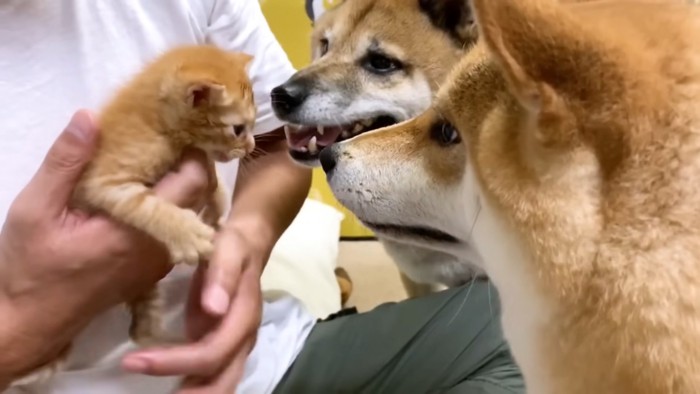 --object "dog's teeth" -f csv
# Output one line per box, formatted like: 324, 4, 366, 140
353, 123, 363, 133
299, 146, 308, 152
341, 130, 351, 138
361, 119, 373, 127
317, 126, 325, 135
308, 136, 318, 153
